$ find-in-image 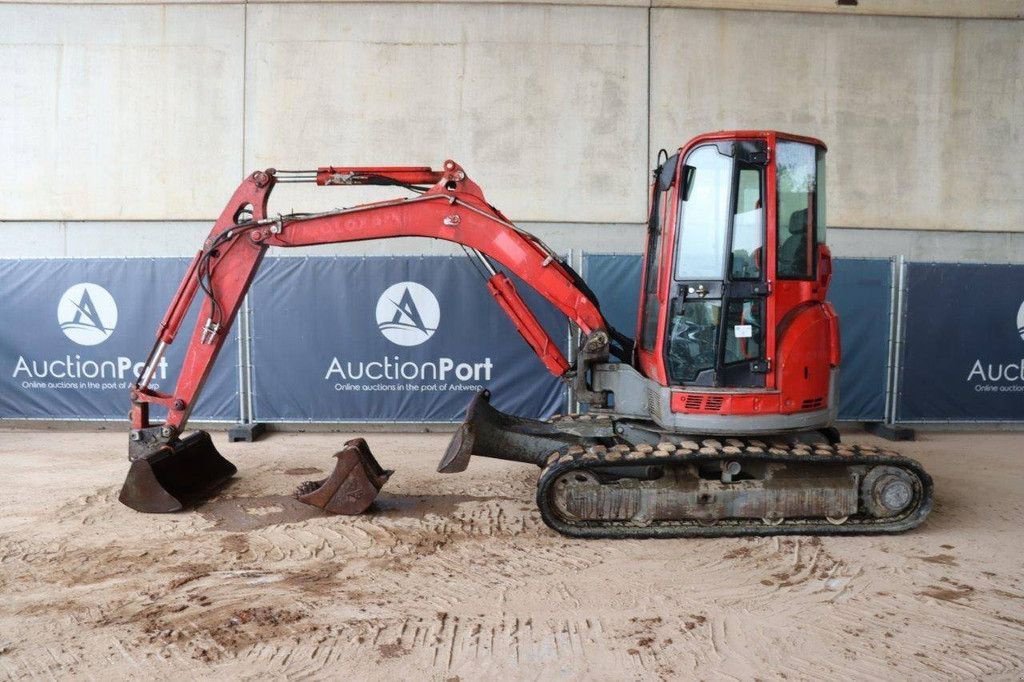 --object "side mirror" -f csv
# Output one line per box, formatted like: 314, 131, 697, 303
657, 153, 679, 192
